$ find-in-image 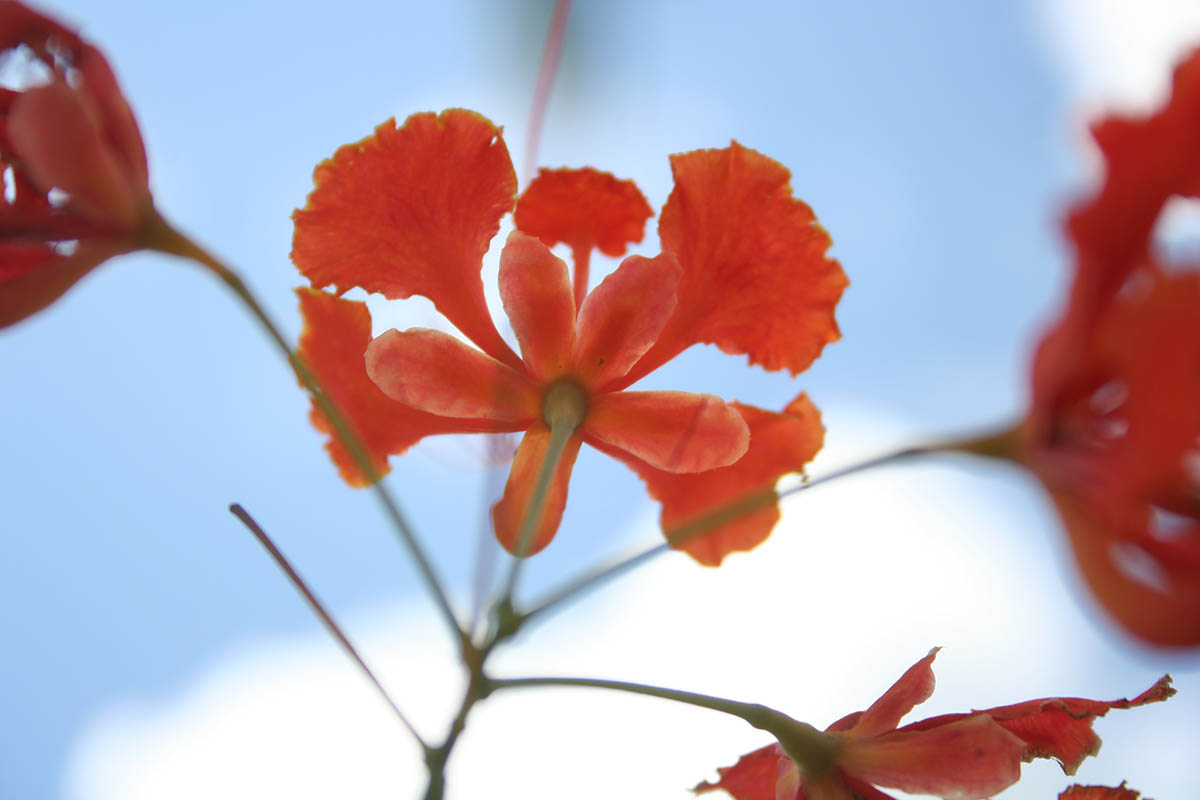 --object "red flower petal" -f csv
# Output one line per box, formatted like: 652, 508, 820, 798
0, 242, 117, 328
601, 394, 823, 566
296, 289, 501, 487
625, 143, 846, 383
573, 252, 680, 390
693, 744, 783, 800
498, 231, 575, 381
839, 715, 1025, 799
291, 110, 520, 368
849, 649, 939, 738
585, 390, 749, 473
514, 167, 653, 306
1066, 49, 1200, 321
491, 424, 583, 555
515, 167, 653, 257
364, 327, 539, 423
1060, 783, 1142, 800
